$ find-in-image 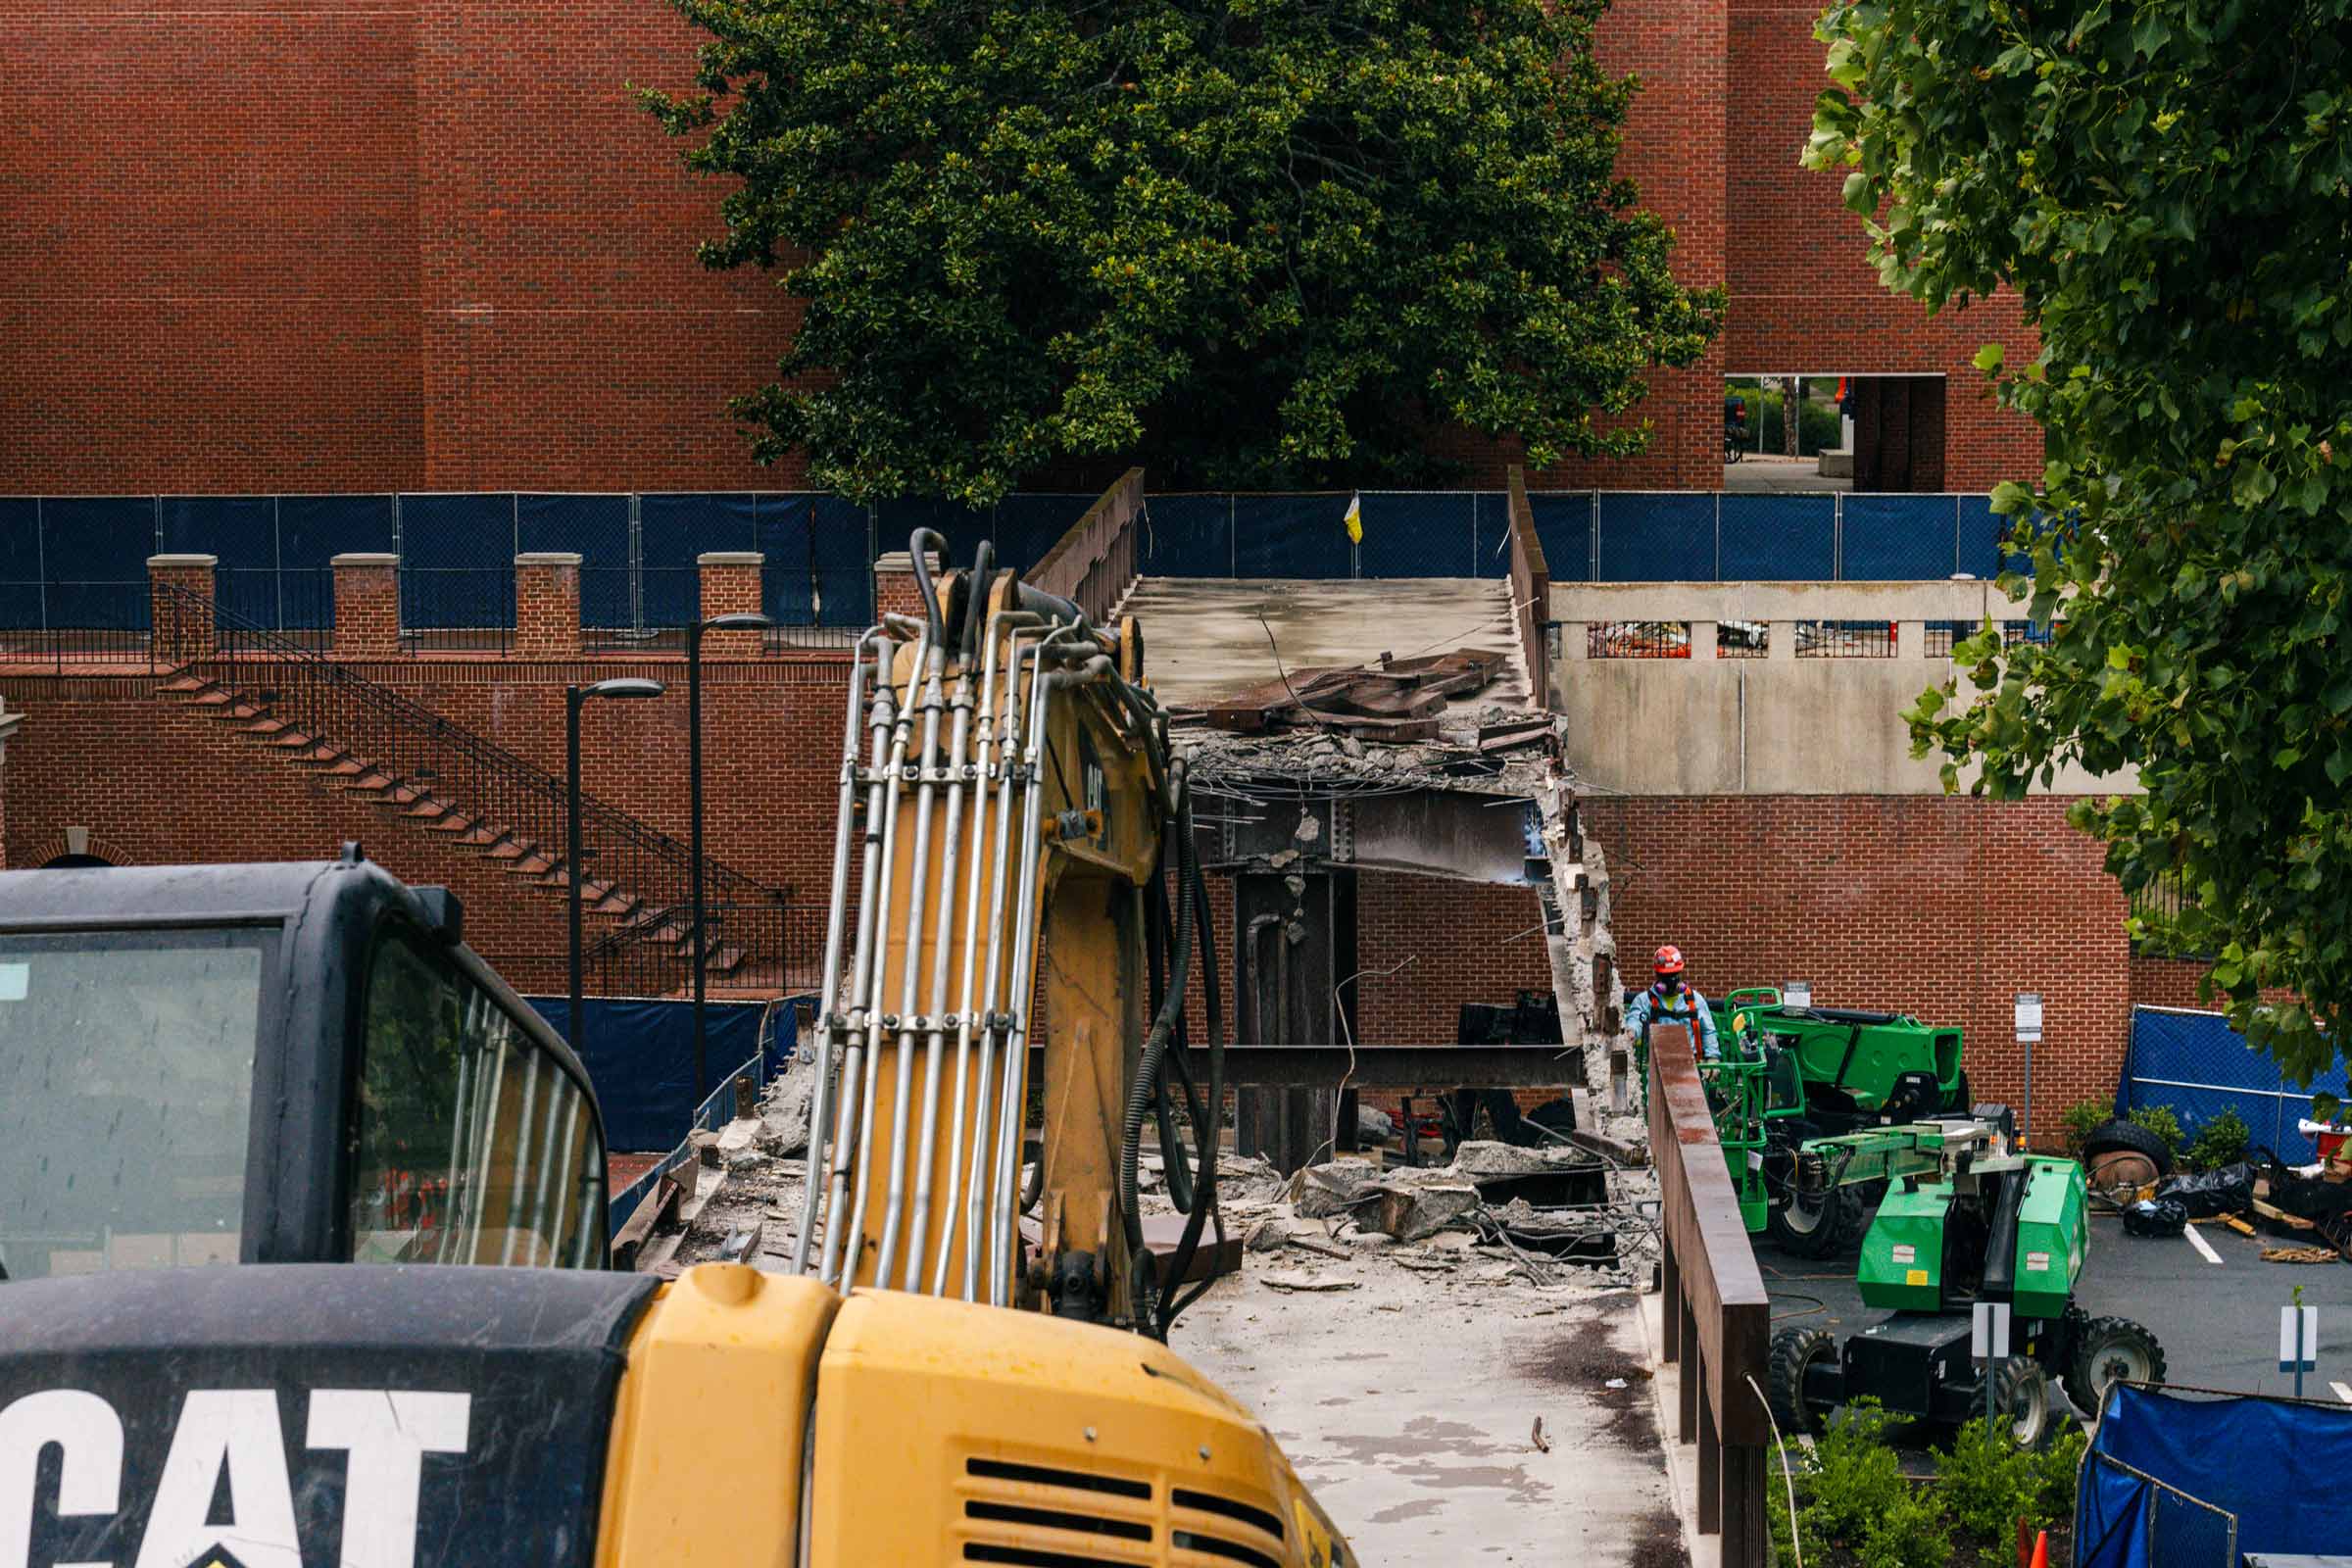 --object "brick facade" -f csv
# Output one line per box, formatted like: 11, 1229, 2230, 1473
1592, 794, 2132, 1144
2, 0, 2037, 497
